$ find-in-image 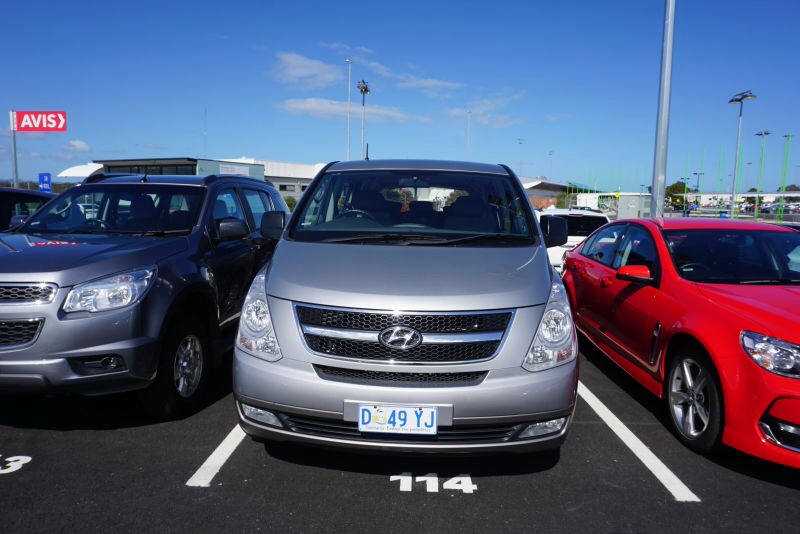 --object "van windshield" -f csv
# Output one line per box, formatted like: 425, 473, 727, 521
290, 170, 537, 246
